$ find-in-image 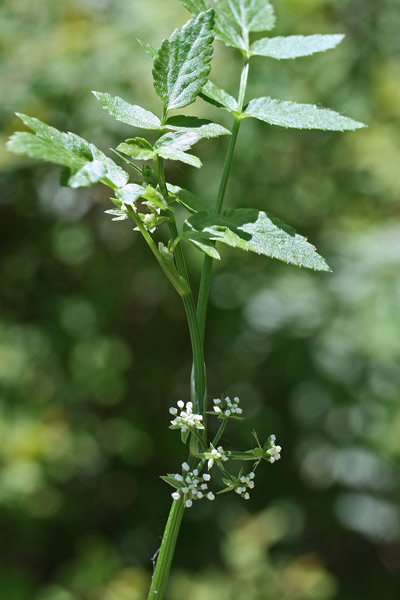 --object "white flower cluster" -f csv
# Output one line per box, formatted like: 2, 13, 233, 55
213, 396, 243, 418
207, 445, 229, 470
171, 463, 215, 508
235, 472, 255, 500
169, 400, 204, 432
266, 435, 282, 464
